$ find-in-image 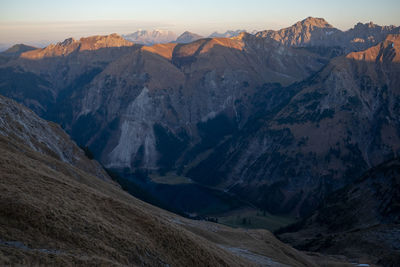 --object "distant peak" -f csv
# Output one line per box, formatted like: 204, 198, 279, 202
209, 30, 246, 38
233, 31, 250, 40
2, 43, 37, 56
79, 33, 127, 43
78, 33, 133, 49
176, 31, 203, 43
154, 29, 172, 33
354, 21, 378, 30
298, 17, 333, 28
123, 30, 177, 45
109, 33, 122, 38
59, 37, 76, 46
179, 31, 202, 37
20, 33, 134, 59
